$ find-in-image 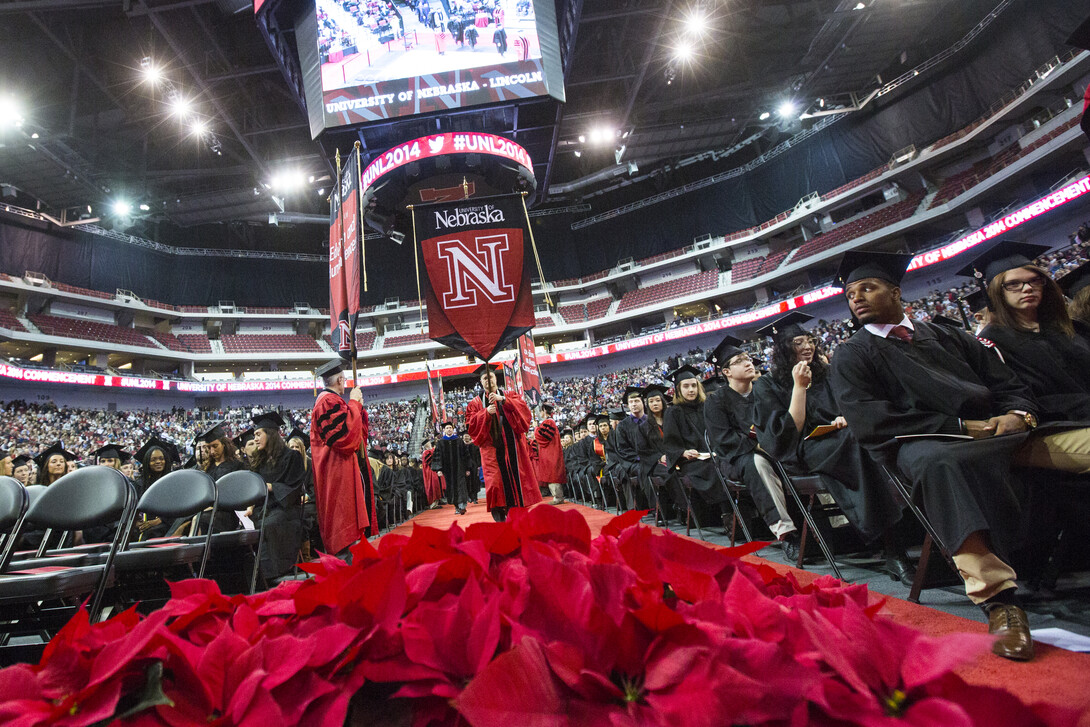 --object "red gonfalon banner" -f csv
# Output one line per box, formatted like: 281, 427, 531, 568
418, 194, 534, 361
328, 171, 349, 357
516, 332, 542, 407
329, 151, 361, 359
341, 150, 361, 321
